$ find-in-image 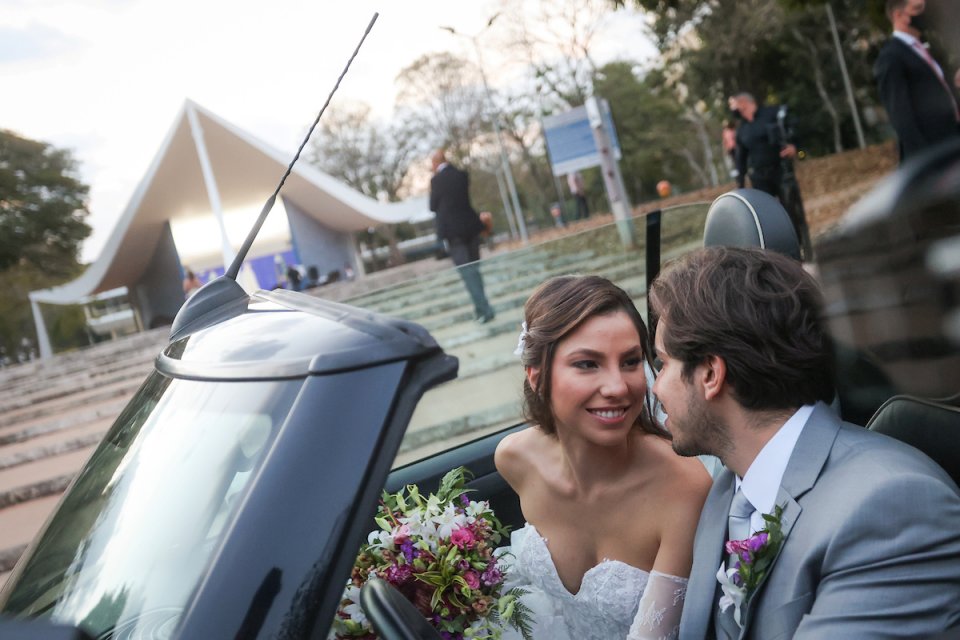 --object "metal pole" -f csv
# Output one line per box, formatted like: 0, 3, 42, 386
471, 39, 528, 243
494, 166, 519, 238
826, 2, 866, 149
